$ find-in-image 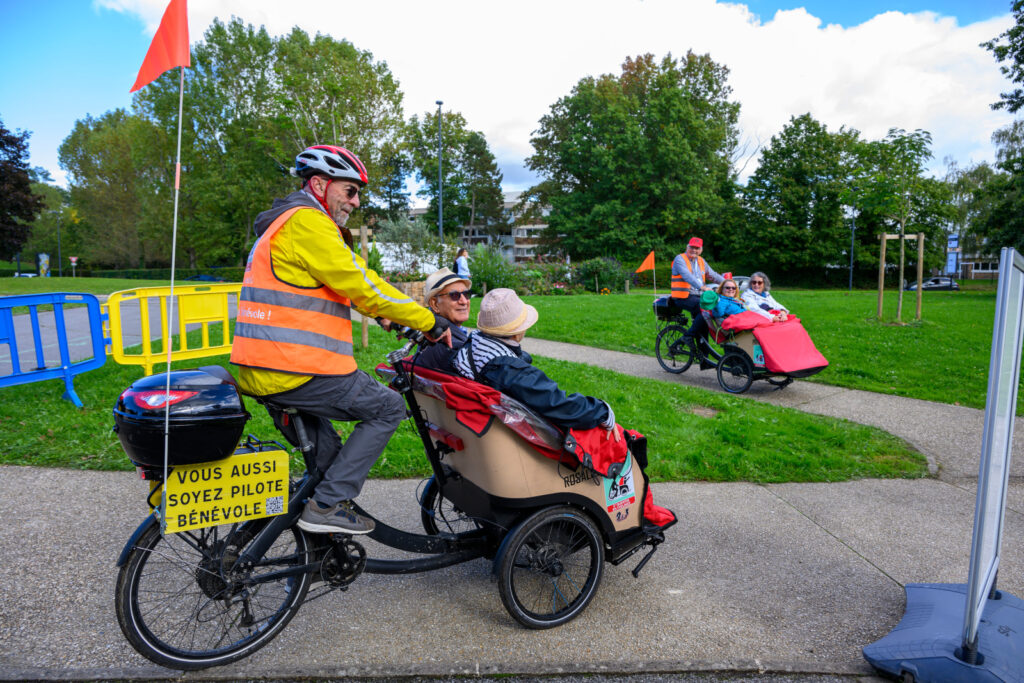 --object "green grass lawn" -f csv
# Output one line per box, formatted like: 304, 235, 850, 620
0, 324, 924, 483
0, 276, 174, 297
497, 288, 1007, 411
